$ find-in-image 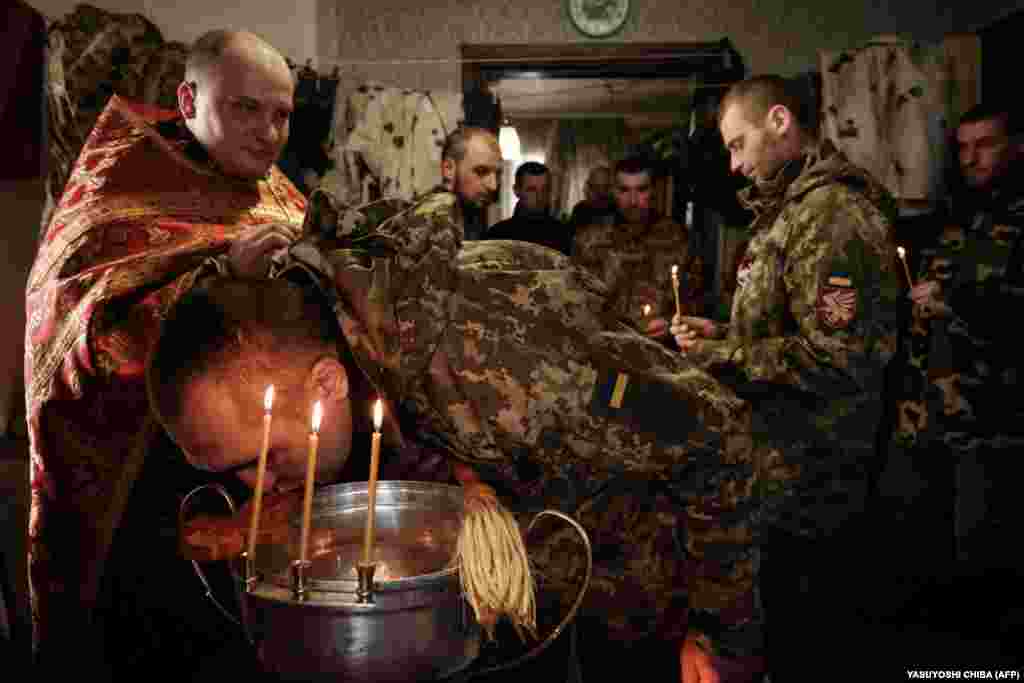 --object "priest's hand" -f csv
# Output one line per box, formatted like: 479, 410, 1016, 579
227, 222, 302, 278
